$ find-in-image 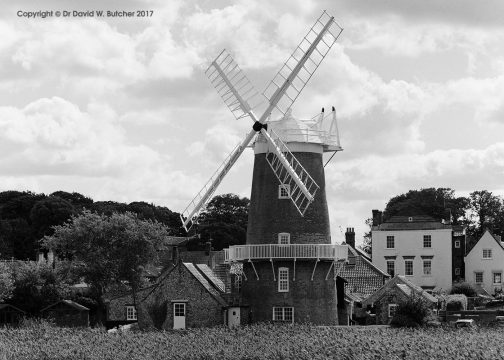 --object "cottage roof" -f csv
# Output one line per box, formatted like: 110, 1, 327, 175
362, 275, 437, 306
183, 263, 227, 307
195, 264, 226, 292
339, 245, 390, 300
41, 299, 89, 313
373, 215, 453, 231
157, 236, 190, 249
0, 303, 26, 313
466, 230, 504, 259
